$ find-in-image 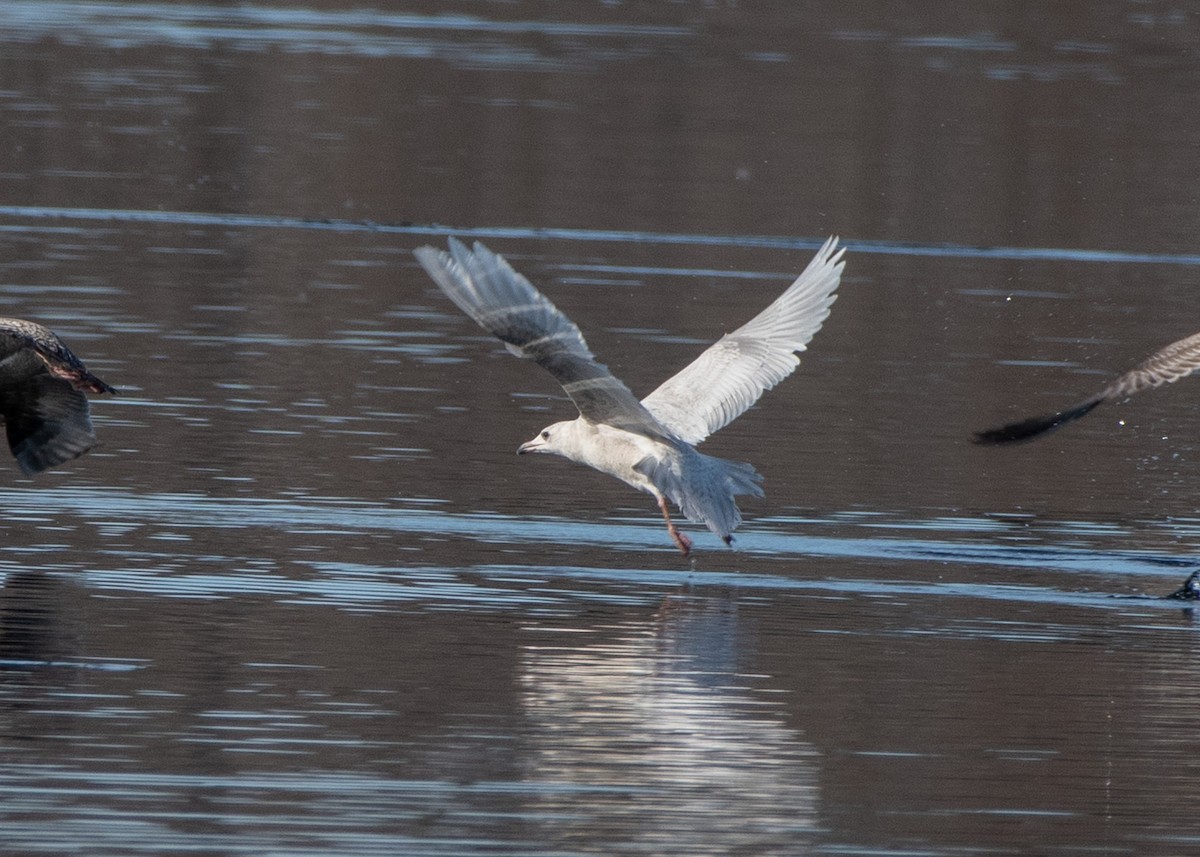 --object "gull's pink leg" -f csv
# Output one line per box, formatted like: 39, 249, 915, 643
656, 494, 692, 557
